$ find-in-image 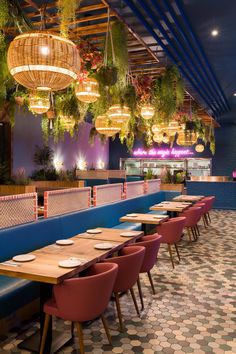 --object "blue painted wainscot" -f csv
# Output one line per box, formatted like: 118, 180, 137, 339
186, 181, 236, 210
